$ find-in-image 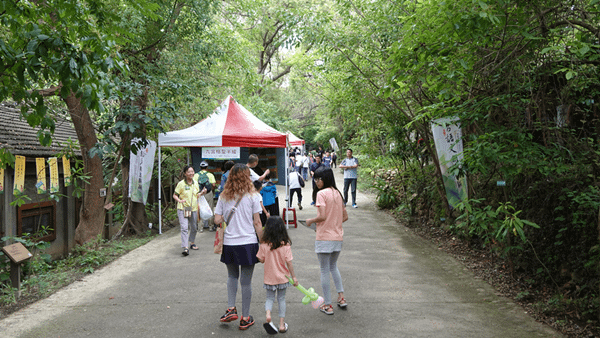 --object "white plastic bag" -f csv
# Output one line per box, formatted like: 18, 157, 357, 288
198, 195, 213, 220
